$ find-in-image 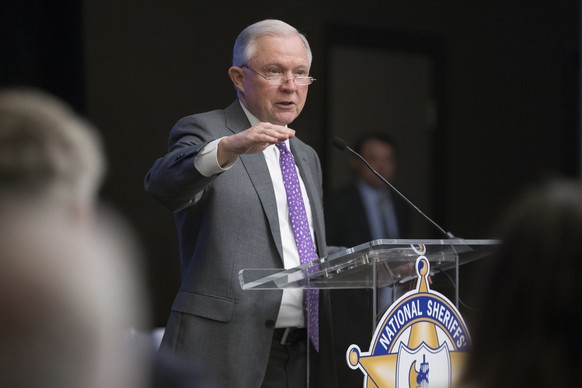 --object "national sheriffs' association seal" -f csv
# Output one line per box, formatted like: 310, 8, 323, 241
347, 245, 471, 387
